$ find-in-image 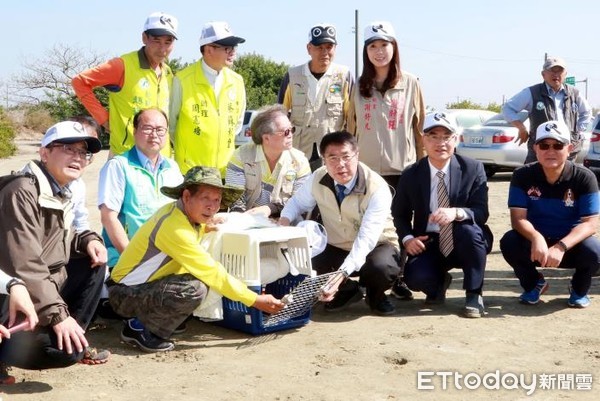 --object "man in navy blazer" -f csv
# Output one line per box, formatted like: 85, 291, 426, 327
391, 112, 492, 318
